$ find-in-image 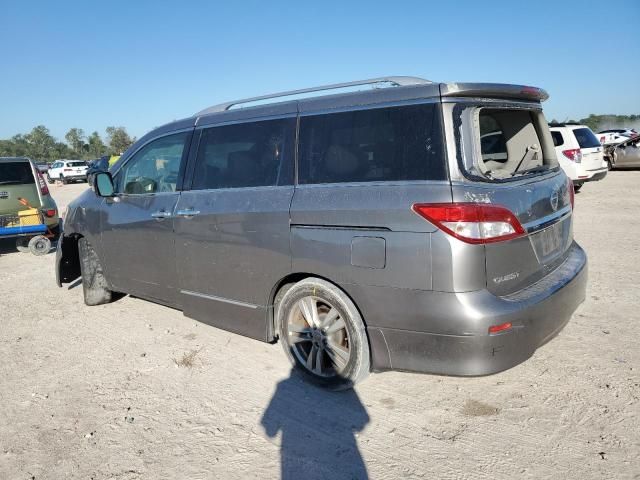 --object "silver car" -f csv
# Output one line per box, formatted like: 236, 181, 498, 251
605, 134, 640, 169
57, 77, 587, 389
